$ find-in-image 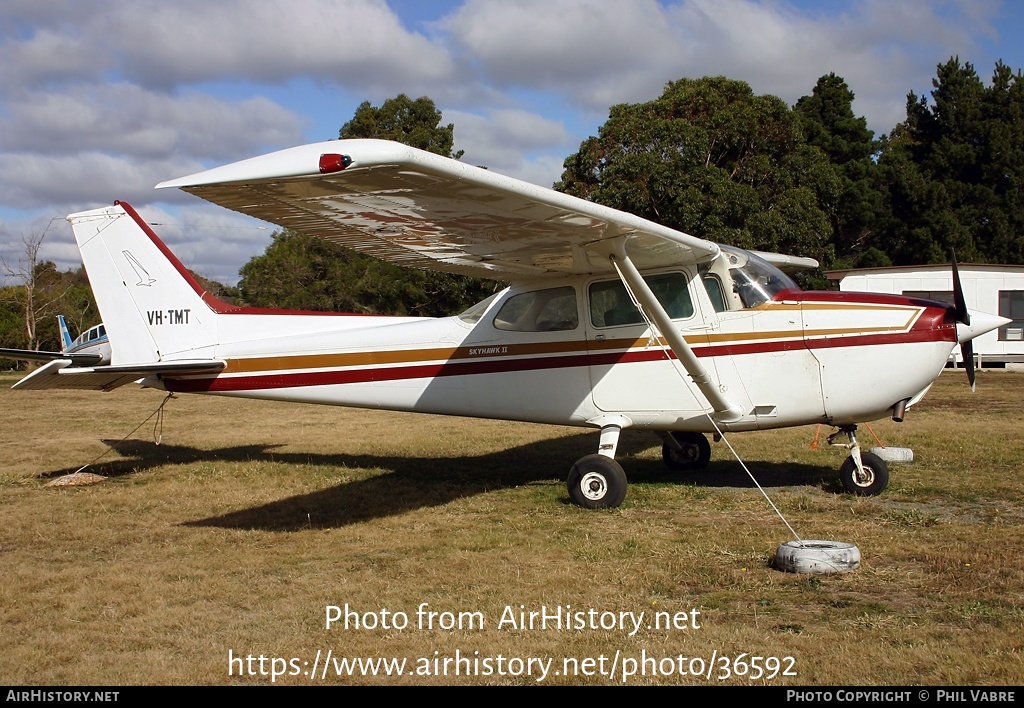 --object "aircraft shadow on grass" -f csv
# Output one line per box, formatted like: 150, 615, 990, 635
40, 432, 838, 531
